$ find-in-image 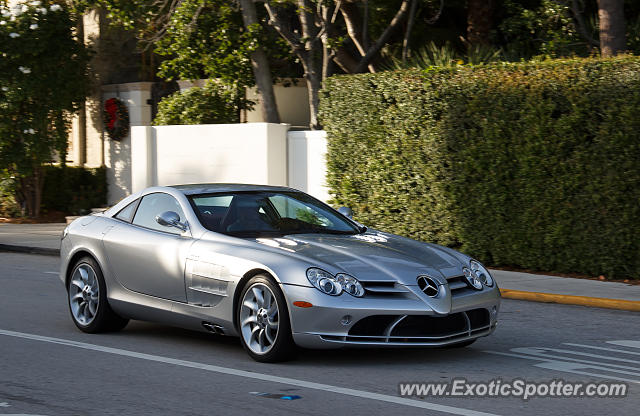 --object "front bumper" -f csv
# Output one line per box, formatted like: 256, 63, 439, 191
282, 284, 500, 349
